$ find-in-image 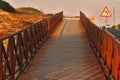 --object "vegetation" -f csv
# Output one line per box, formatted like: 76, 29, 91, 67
0, 0, 48, 38
111, 25, 116, 29
118, 24, 120, 29
46, 13, 55, 16
74, 16, 80, 18
0, 0, 15, 12
17, 7, 44, 15
111, 24, 120, 29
